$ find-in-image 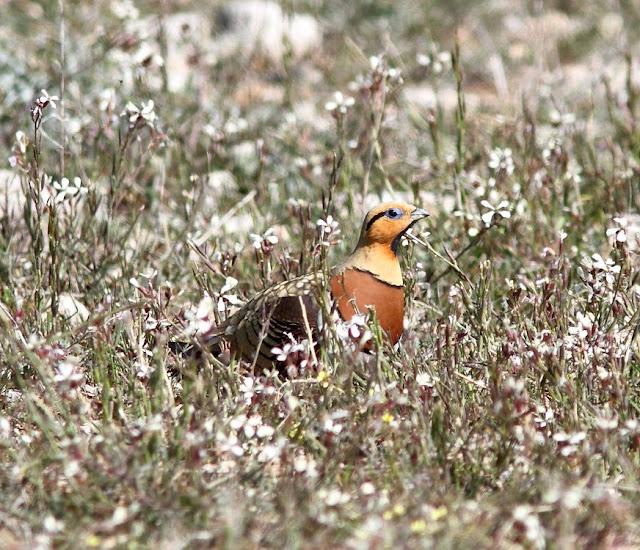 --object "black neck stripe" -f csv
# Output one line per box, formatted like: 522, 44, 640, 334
365, 211, 387, 230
